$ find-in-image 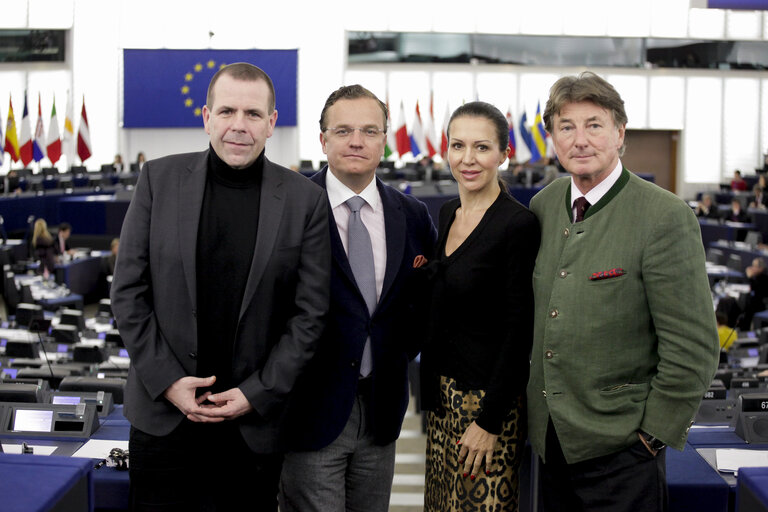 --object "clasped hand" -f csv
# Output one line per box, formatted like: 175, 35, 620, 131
458, 421, 498, 480
163, 375, 254, 423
